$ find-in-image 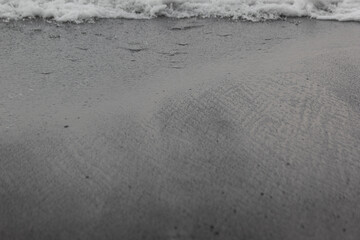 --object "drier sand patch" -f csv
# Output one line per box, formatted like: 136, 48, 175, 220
1, 18, 360, 240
